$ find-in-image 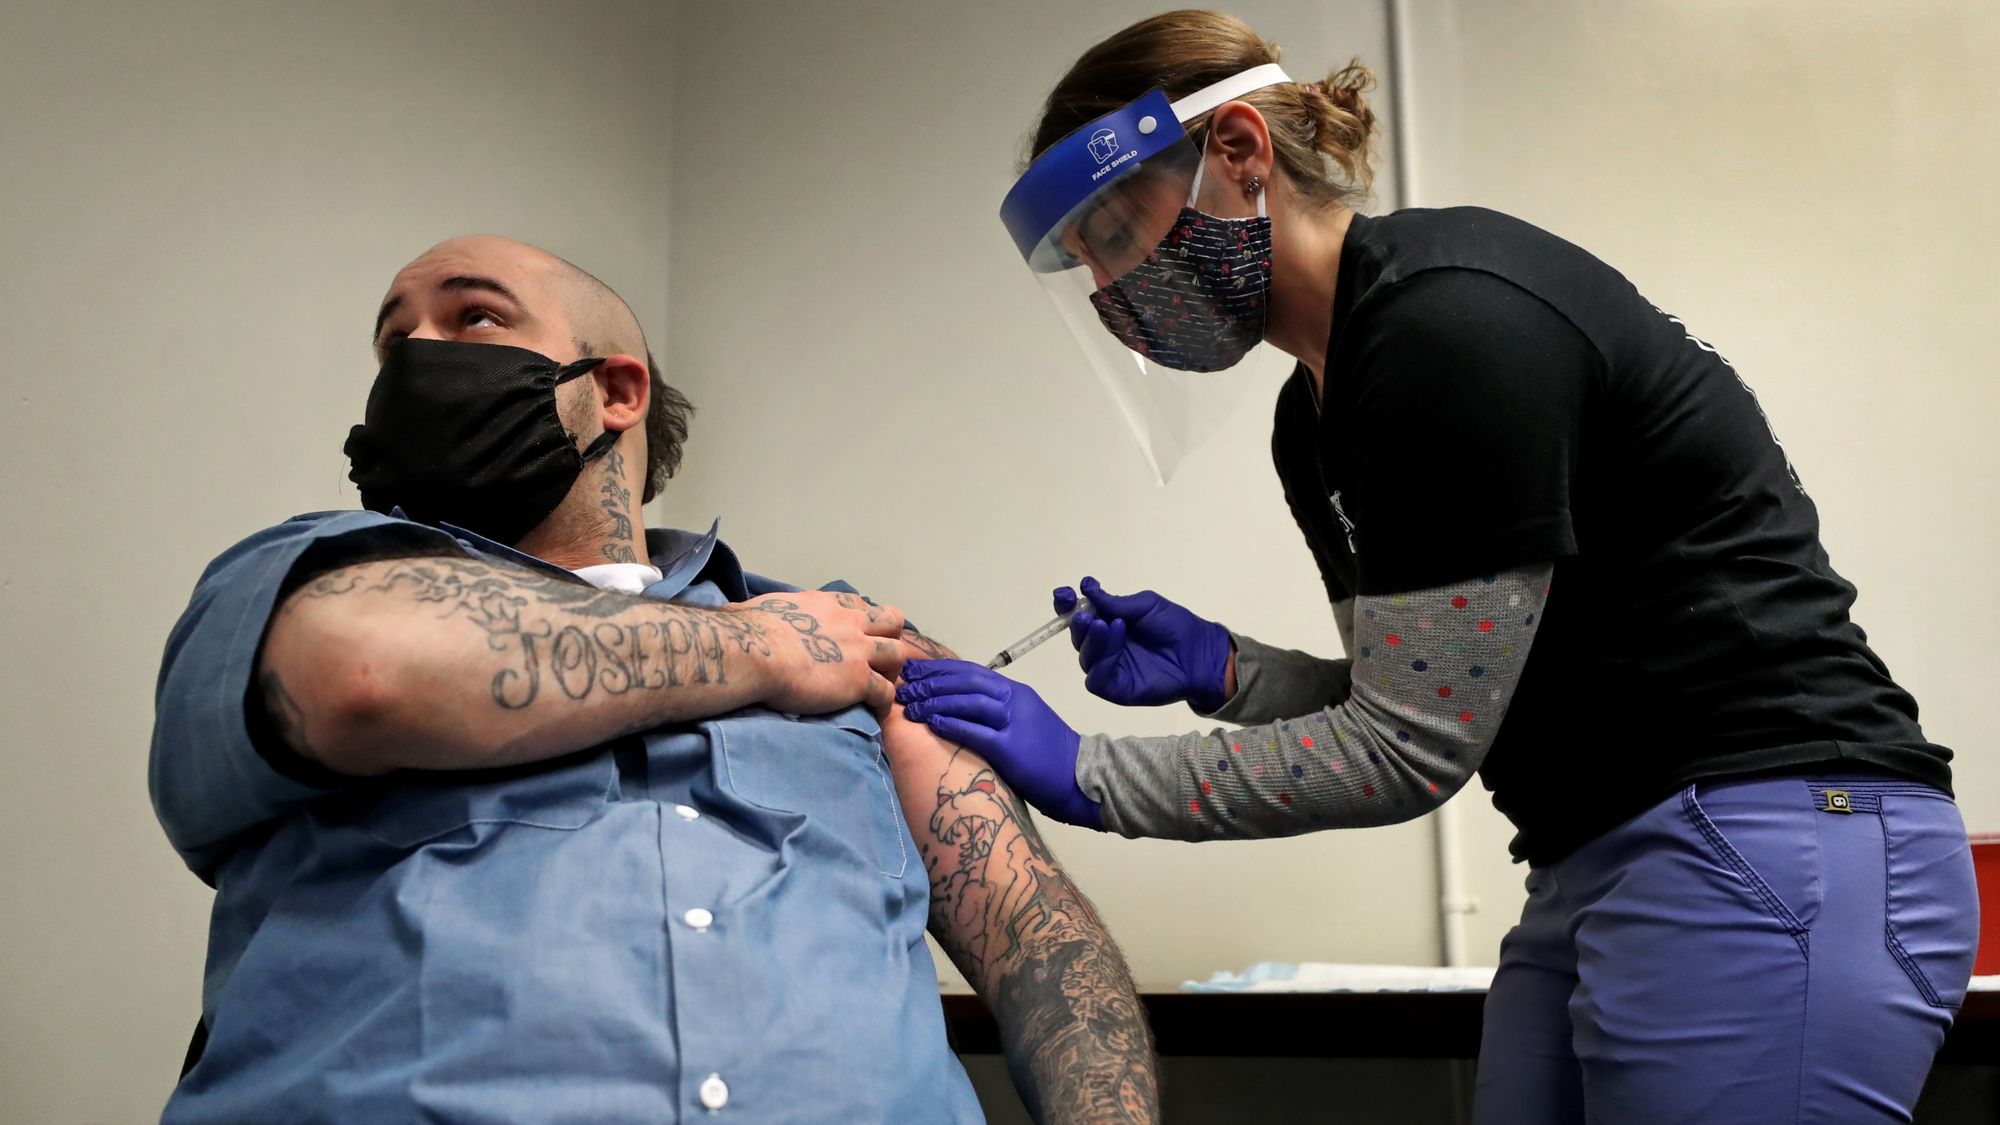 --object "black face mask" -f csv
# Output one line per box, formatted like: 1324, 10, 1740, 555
344, 339, 618, 546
